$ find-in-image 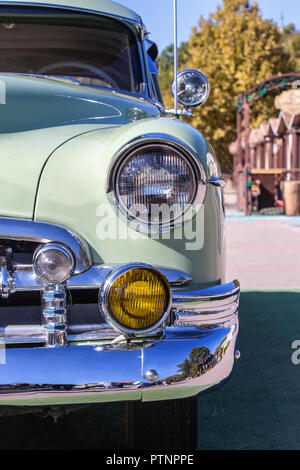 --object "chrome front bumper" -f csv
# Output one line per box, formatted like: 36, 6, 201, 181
0, 218, 240, 405
0, 281, 240, 405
